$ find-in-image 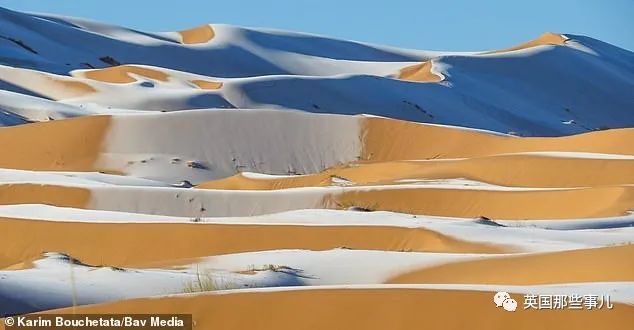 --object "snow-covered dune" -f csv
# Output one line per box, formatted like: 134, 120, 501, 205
1, 7, 633, 135
0, 6, 632, 329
